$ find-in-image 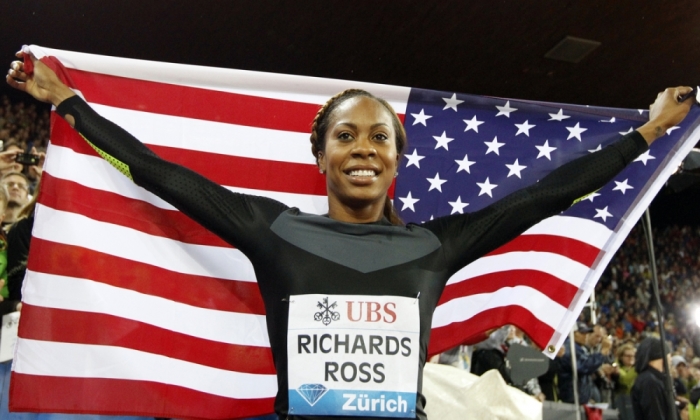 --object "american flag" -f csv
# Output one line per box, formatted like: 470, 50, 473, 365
10, 45, 700, 418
